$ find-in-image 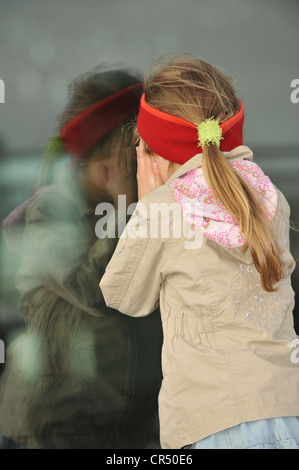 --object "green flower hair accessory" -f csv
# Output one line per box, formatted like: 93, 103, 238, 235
44, 135, 67, 161
197, 117, 223, 148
